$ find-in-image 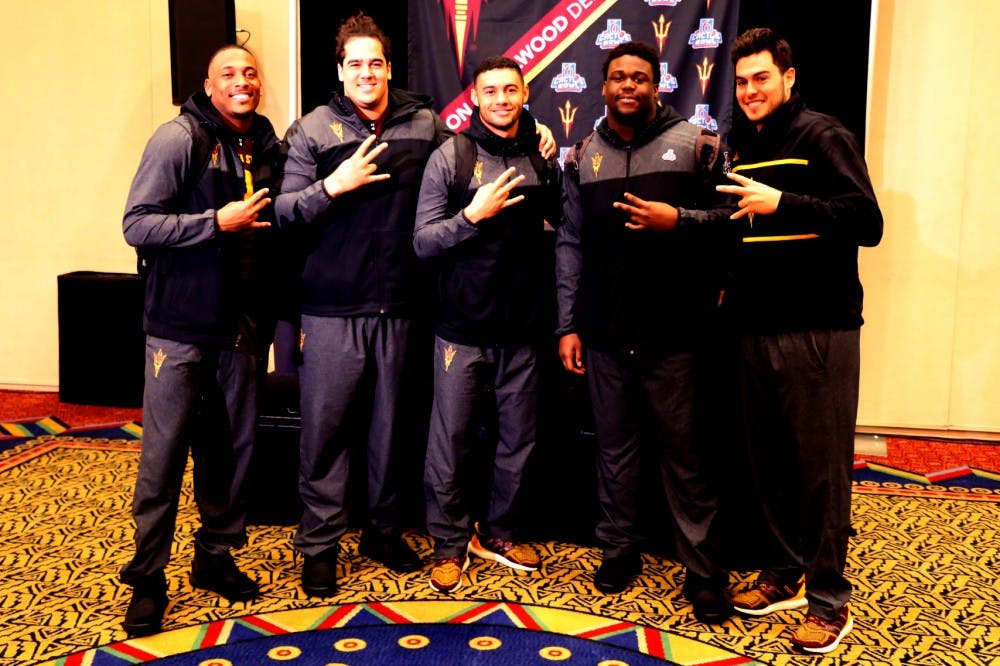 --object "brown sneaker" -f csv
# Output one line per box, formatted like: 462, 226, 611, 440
731, 576, 807, 616
468, 534, 540, 571
790, 605, 853, 654
428, 555, 469, 593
